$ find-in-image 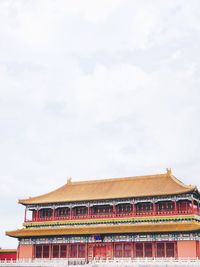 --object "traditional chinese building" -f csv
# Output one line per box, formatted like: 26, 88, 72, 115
6, 169, 200, 261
